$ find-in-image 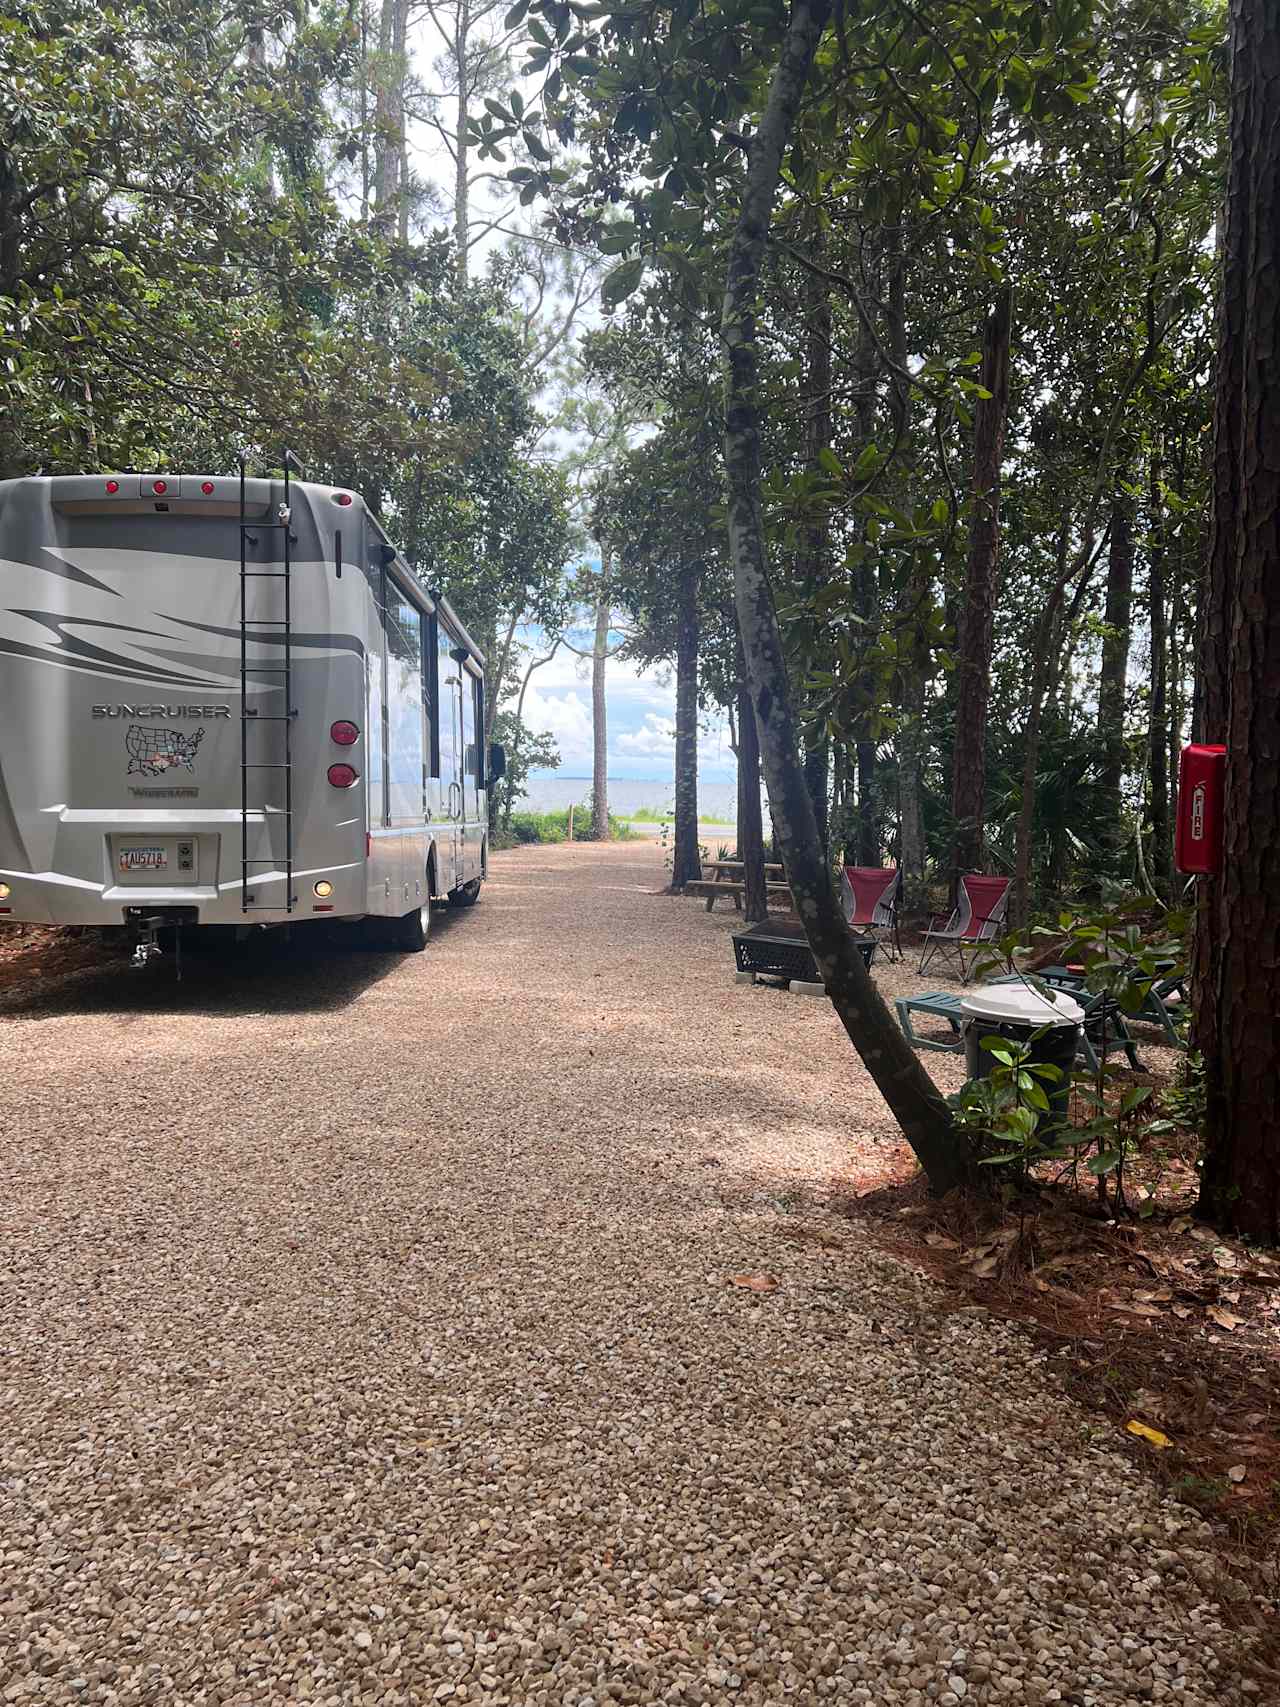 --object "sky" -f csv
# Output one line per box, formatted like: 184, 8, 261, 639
513, 626, 738, 783
401, 16, 732, 784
